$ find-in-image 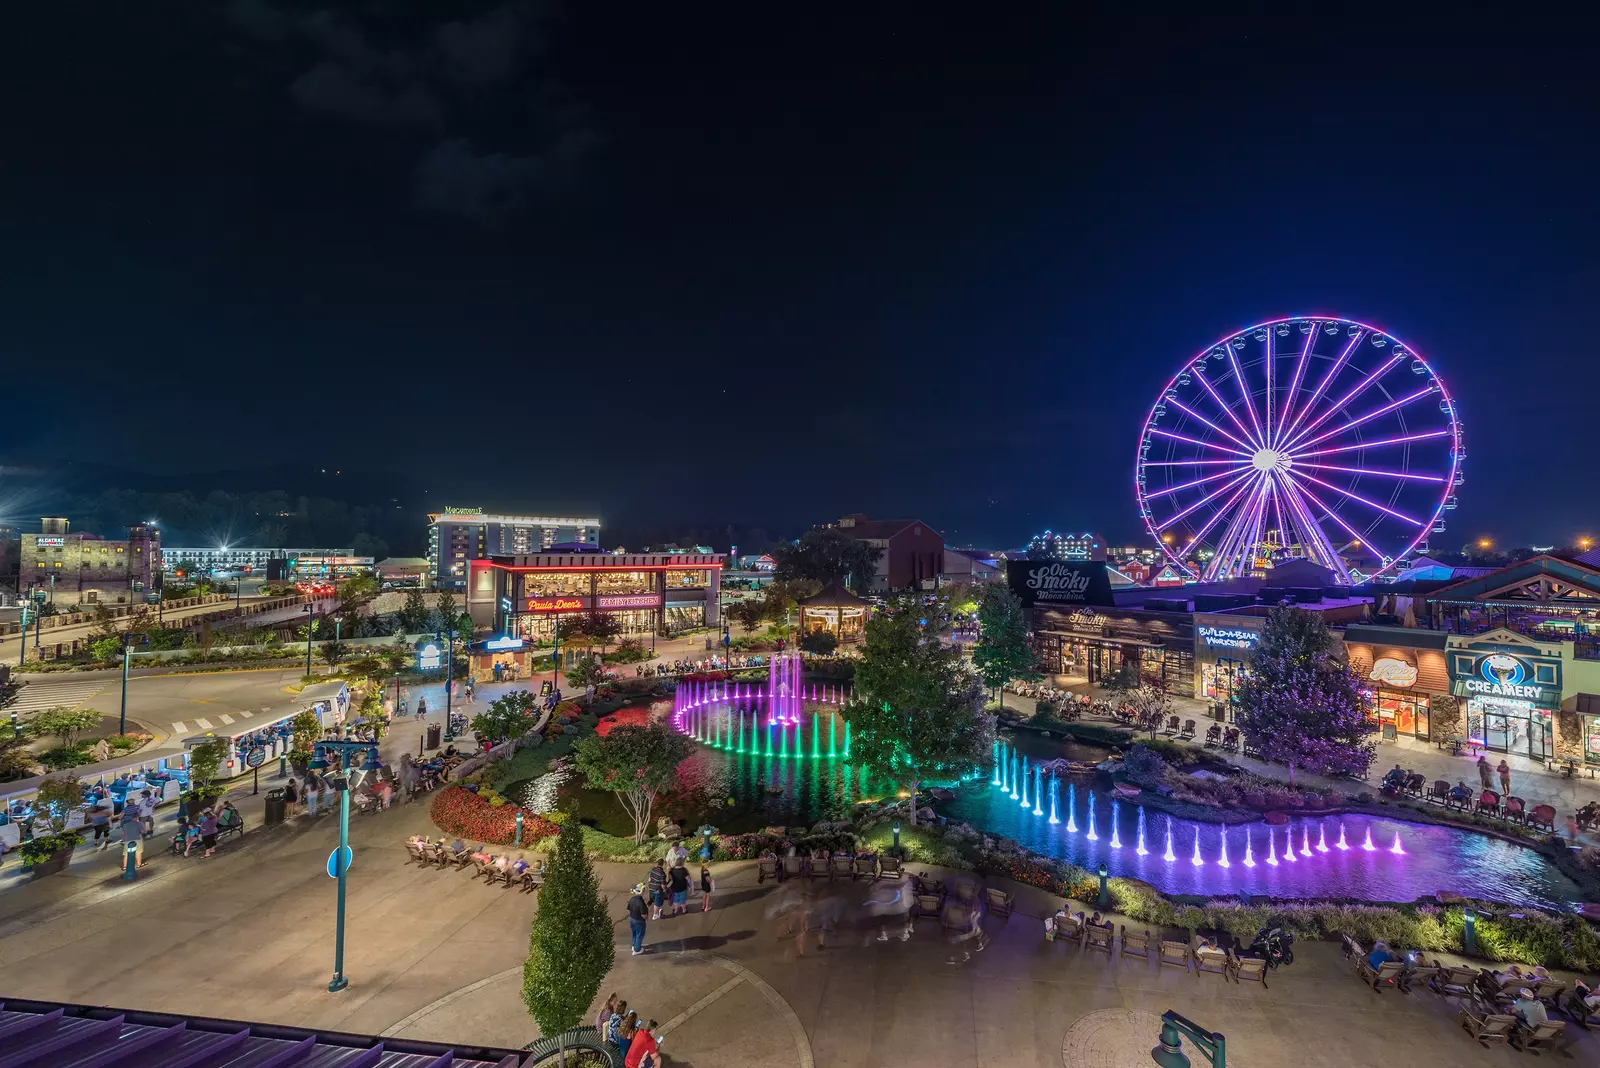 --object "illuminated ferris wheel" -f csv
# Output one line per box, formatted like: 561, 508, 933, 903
1134, 317, 1464, 584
